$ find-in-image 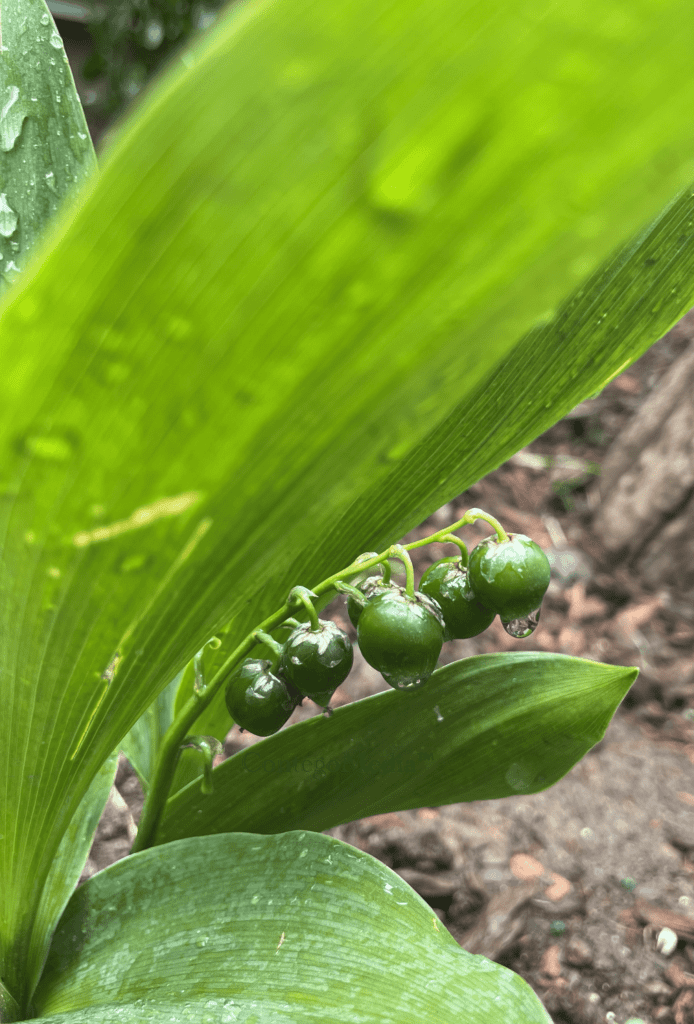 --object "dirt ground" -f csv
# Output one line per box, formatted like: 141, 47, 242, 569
79, 319, 694, 1024
56, 20, 694, 1024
